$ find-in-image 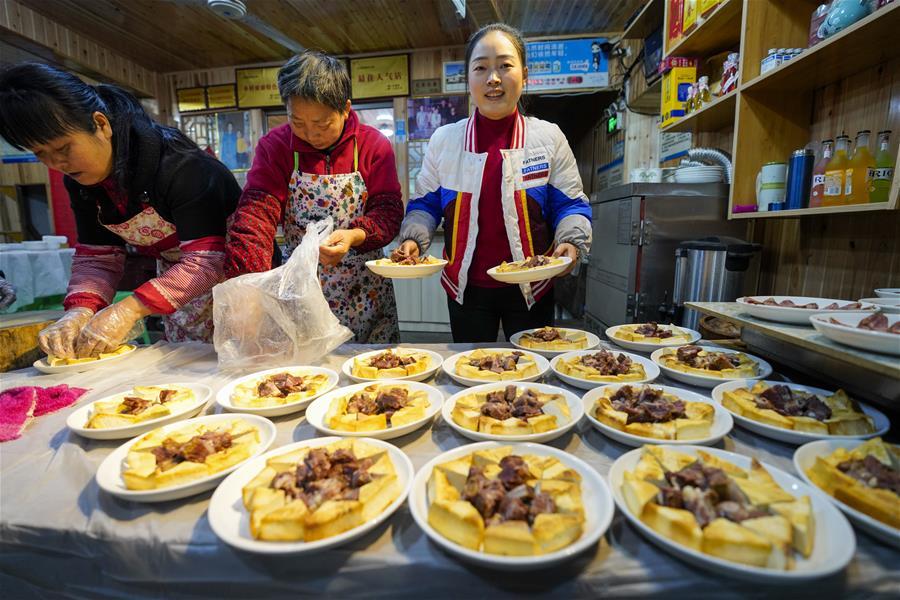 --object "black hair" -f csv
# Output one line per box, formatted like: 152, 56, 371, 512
464, 23, 529, 113
0, 62, 196, 188
277, 50, 351, 112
